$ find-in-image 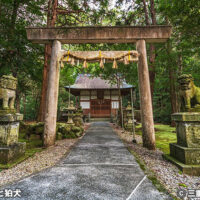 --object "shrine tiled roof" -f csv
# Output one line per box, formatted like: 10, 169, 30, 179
65, 74, 134, 90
